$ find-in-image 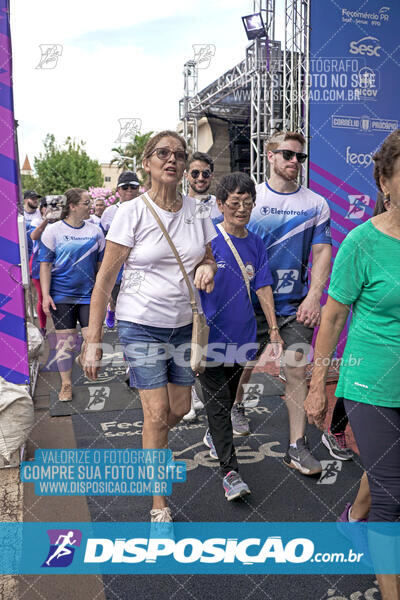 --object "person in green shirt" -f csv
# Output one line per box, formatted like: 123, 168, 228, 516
304, 129, 400, 600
